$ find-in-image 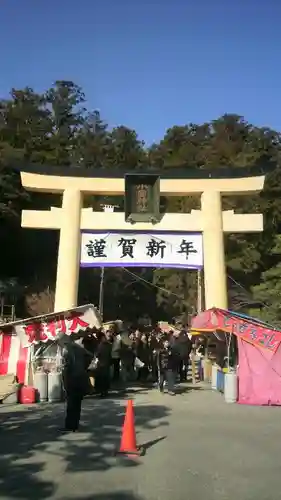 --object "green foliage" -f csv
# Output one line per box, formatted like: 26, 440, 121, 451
252, 236, 281, 325
45, 81, 86, 166
0, 81, 281, 321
